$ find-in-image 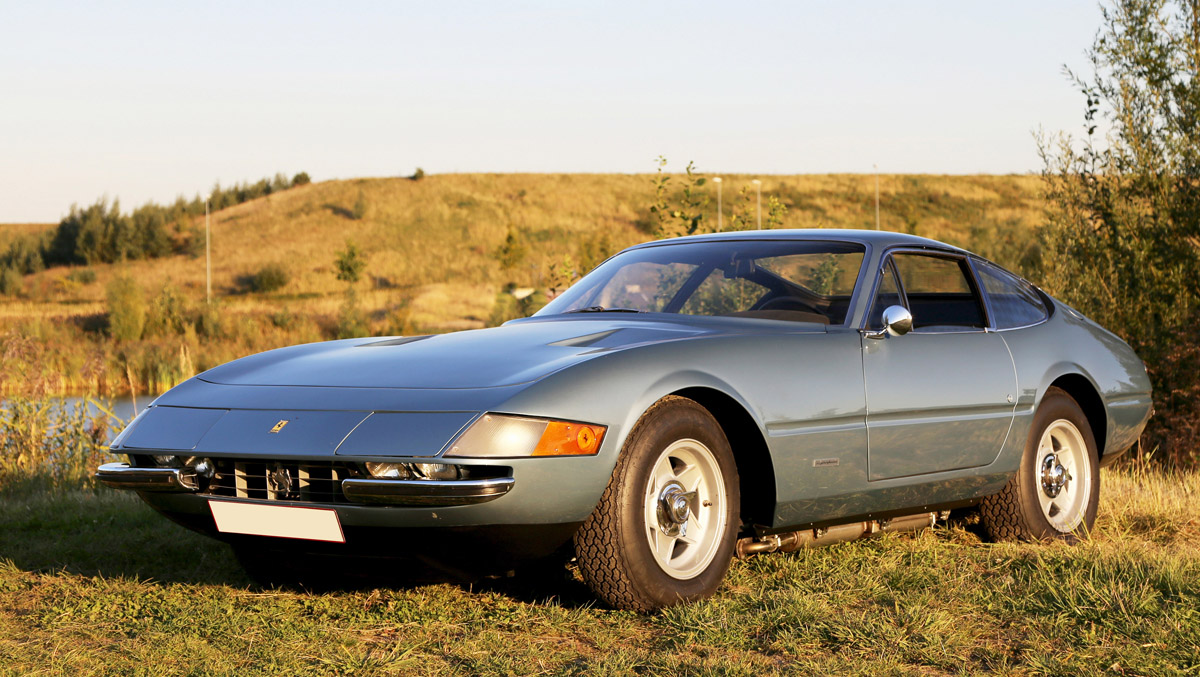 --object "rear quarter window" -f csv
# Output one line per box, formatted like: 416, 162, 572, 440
973, 260, 1049, 329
